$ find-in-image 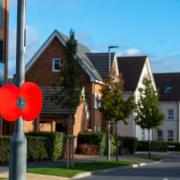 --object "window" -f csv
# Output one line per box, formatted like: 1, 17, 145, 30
164, 86, 172, 94
142, 129, 145, 140
167, 130, 174, 141
52, 58, 61, 72
157, 130, 163, 140
167, 109, 174, 120
94, 93, 102, 109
